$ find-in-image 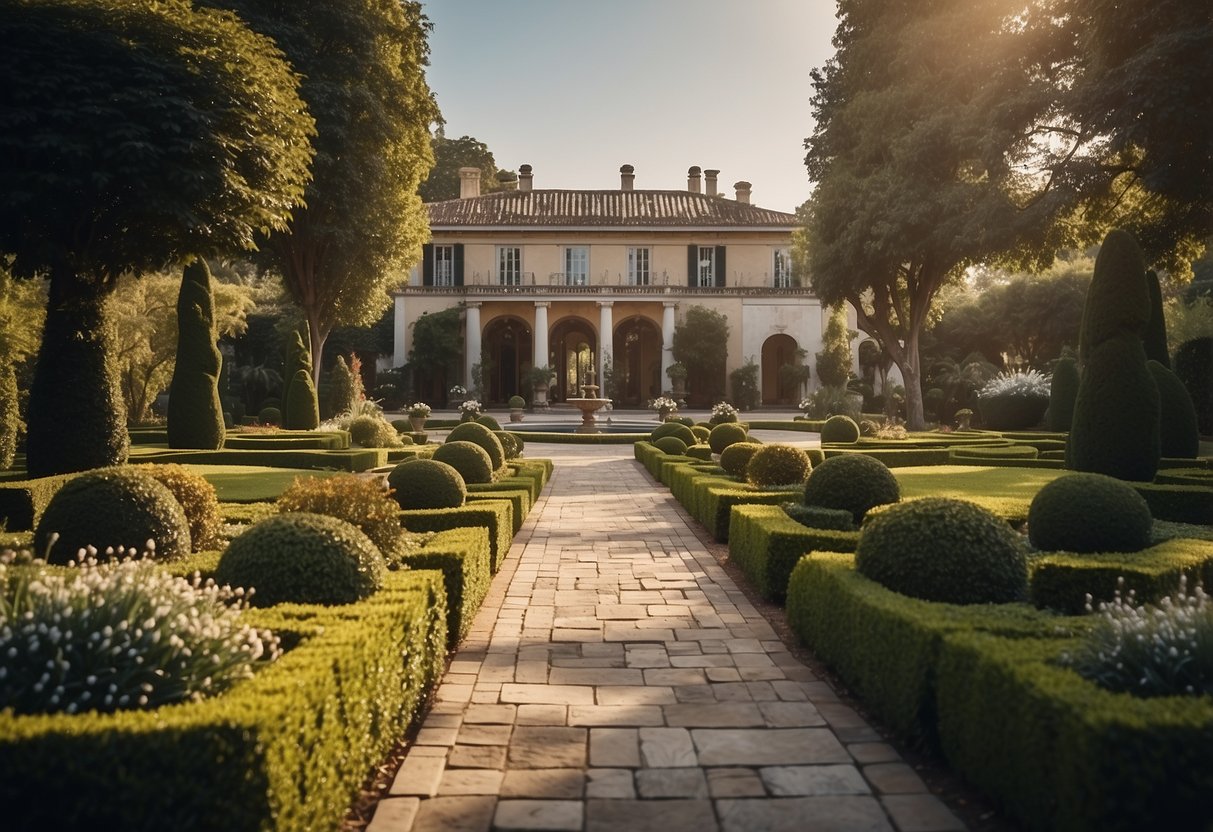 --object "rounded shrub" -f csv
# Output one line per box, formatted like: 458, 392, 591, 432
720, 442, 762, 477
686, 444, 714, 461
258, 406, 282, 426
432, 440, 494, 484
1028, 473, 1152, 554
654, 436, 688, 455
35, 467, 191, 564
676, 416, 695, 427
447, 421, 506, 471
651, 422, 696, 447
277, 473, 402, 553
495, 430, 523, 460
387, 459, 466, 509
745, 444, 813, 487
1148, 361, 1199, 459
708, 422, 748, 454
691, 425, 711, 443
856, 498, 1028, 605
216, 513, 385, 607
476, 414, 503, 431
508, 395, 526, 409
142, 463, 222, 551
348, 415, 402, 448
390, 418, 411, 433
802, 454, 900, 523
820, 415, 860, 444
